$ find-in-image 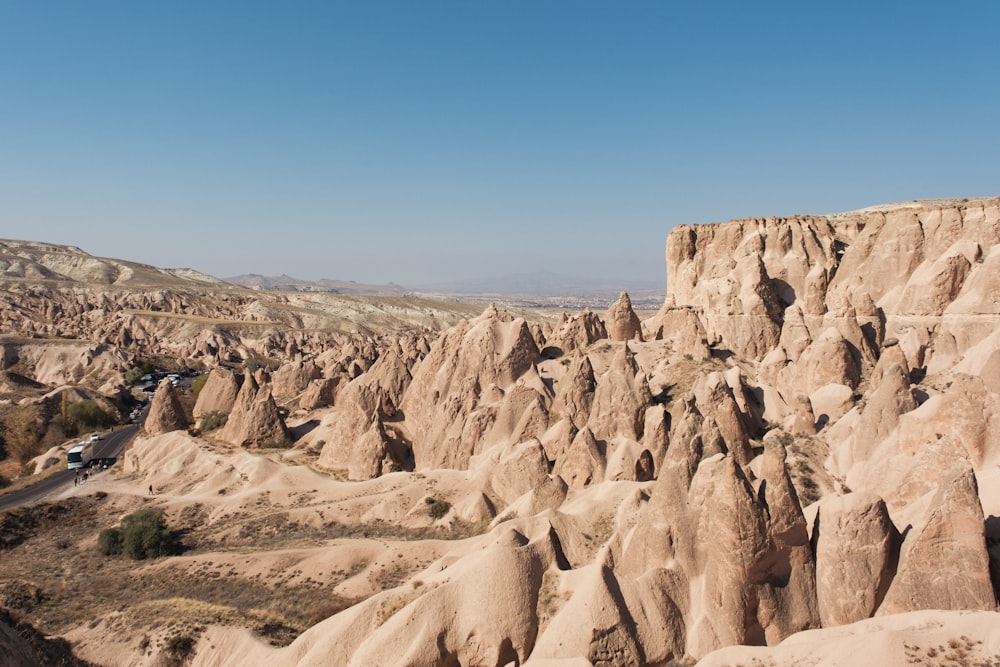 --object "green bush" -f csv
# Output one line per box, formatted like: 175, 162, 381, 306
97, 528, 123, 556
66, 400, 114, 429
97, 509, 177, 560
427, 498, 451, 520
260, 438, 293, 449
190, 373, 209, 398
123, 368, 144, 386
198, 411, 227, 433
